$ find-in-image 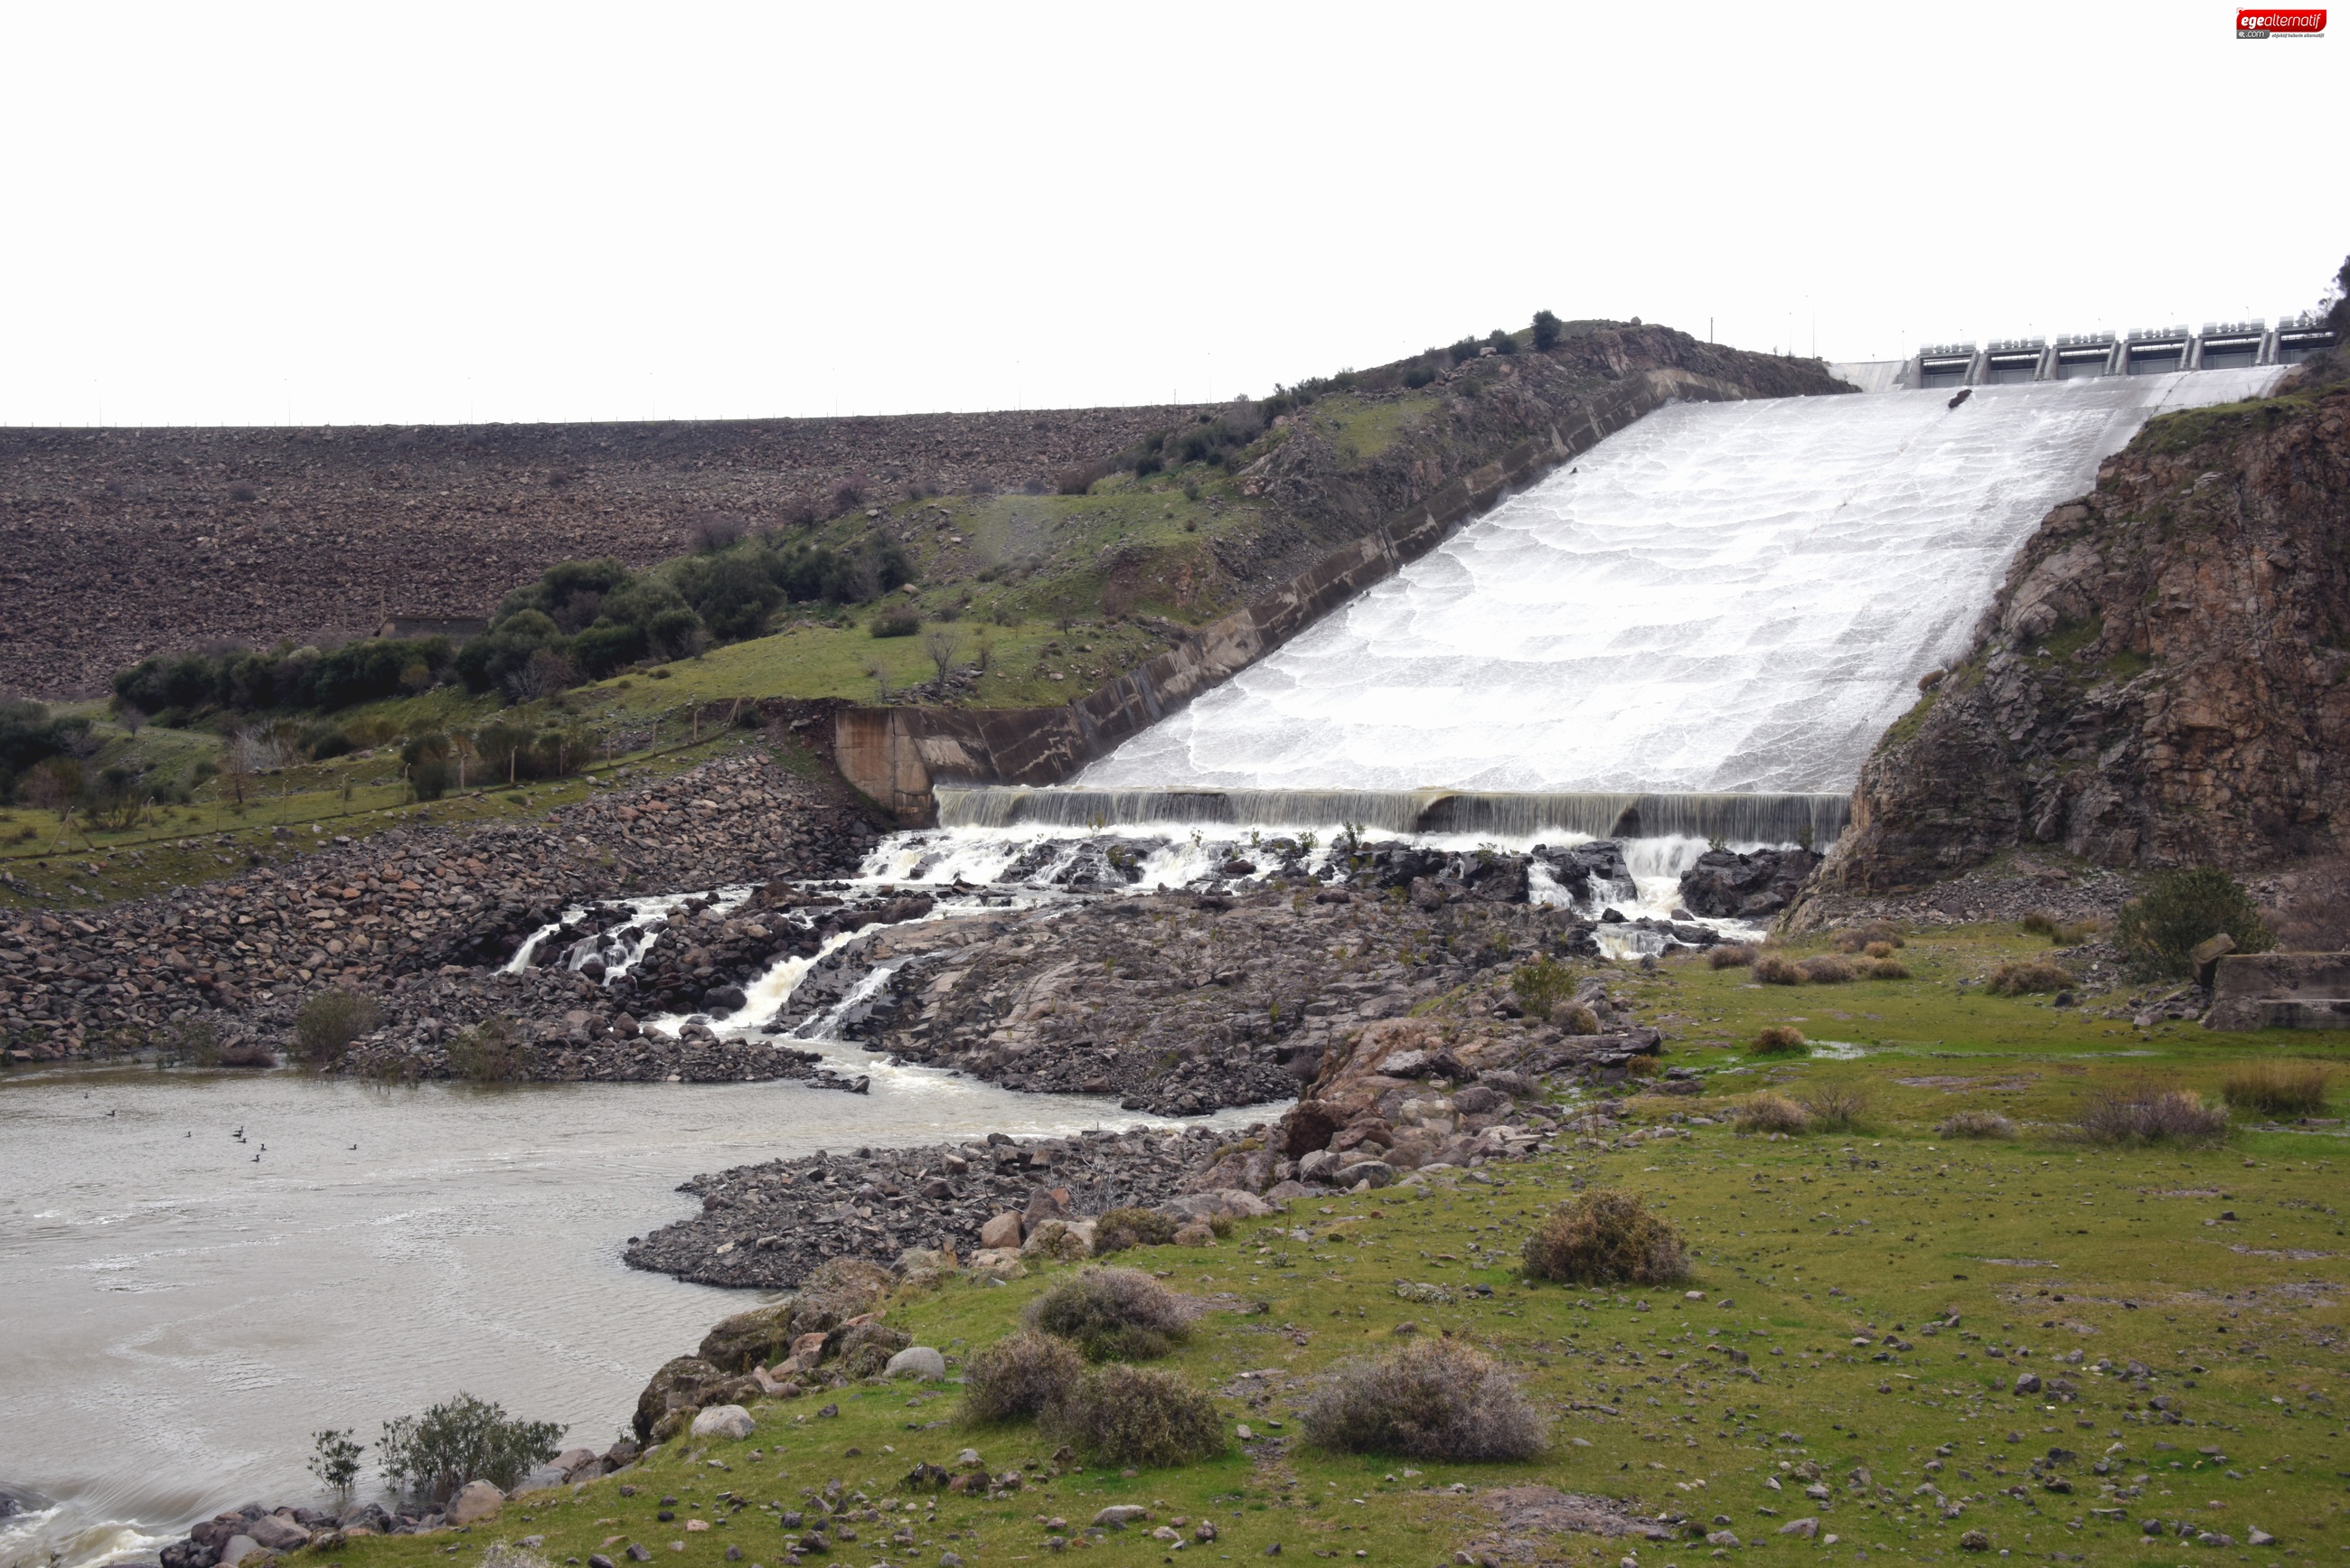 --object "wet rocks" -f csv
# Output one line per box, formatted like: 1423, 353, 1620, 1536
624, 1123, 1246, 1289
1678, 847, 1820, 919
